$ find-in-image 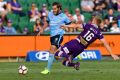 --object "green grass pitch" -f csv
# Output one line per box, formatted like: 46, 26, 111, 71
0, 60, 120, 80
